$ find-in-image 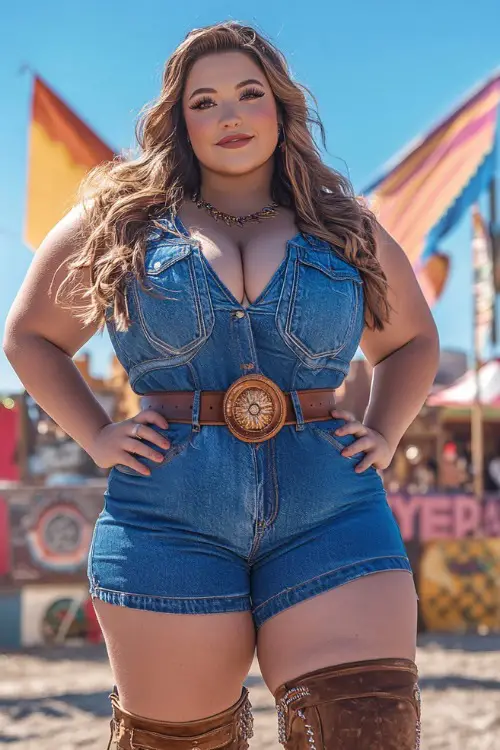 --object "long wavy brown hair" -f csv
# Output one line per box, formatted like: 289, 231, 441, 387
57, 21, 390, 333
